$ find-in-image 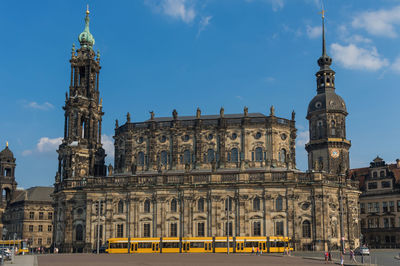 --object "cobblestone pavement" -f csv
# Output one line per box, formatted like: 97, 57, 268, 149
37, 253, 325, 266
